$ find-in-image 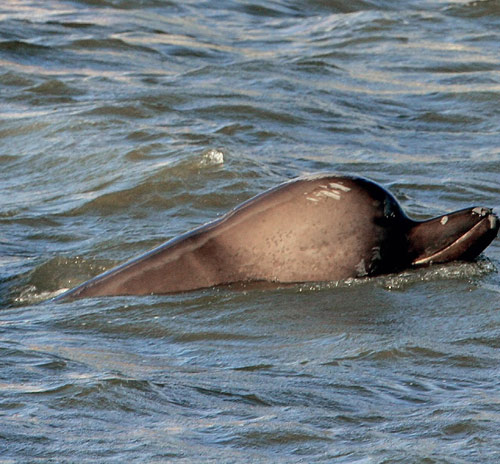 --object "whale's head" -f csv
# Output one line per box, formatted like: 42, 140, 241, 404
407, 207, 499, 266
